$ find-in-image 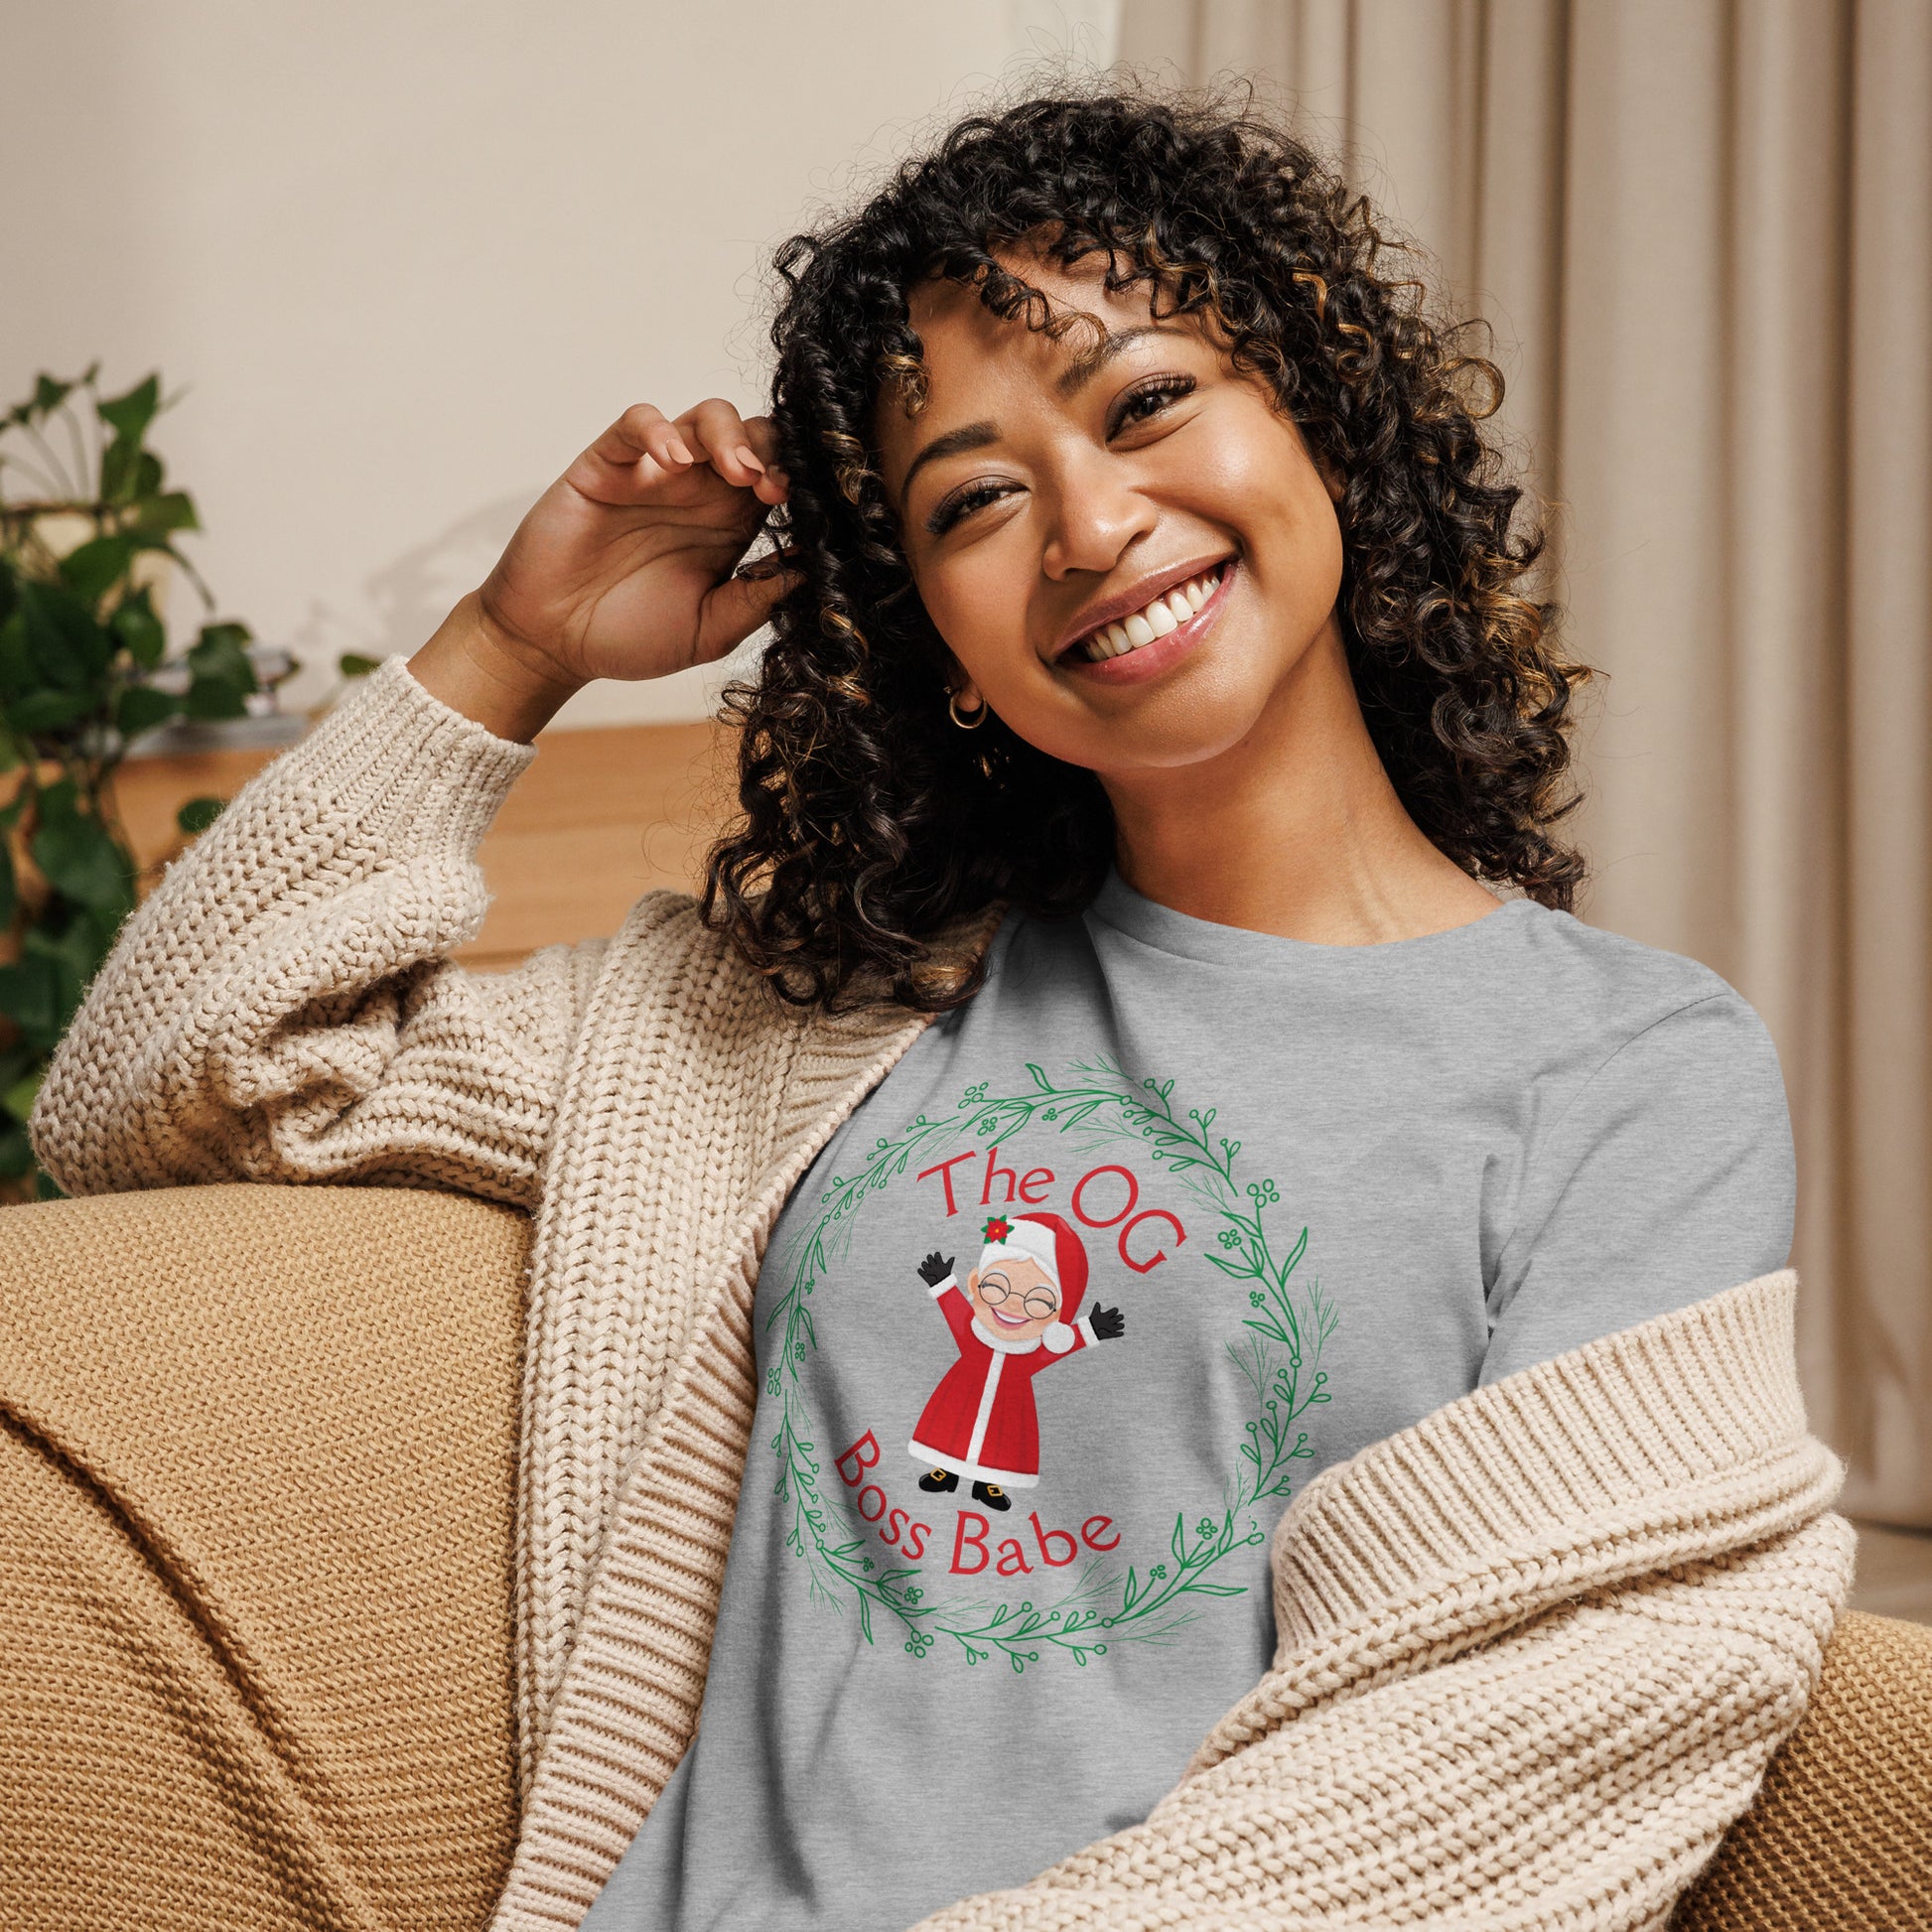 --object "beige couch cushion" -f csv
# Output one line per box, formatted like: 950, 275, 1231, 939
0, 1183, 526, 1931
